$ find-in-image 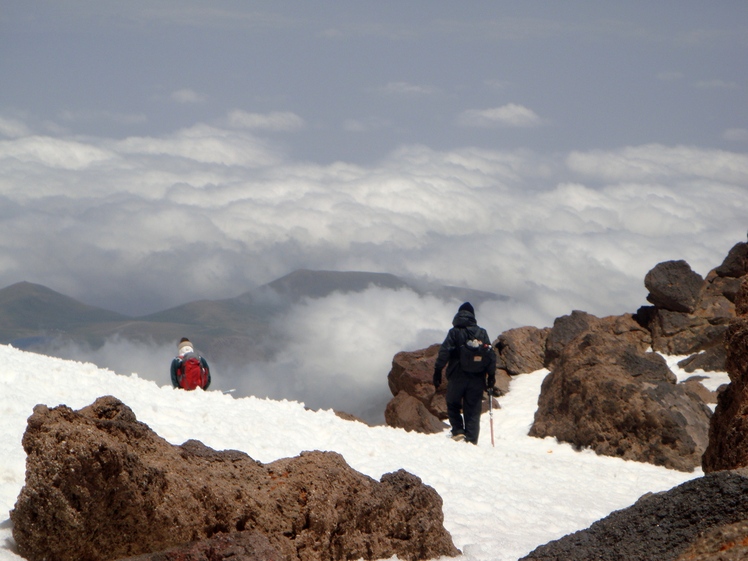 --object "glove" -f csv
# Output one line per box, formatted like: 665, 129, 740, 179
486, 386, 500, 397
433, 368, 442, 389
